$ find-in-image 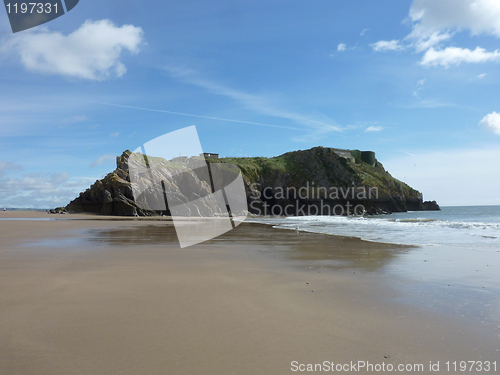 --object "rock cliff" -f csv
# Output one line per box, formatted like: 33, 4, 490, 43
214, 147, 439, 215
65, 151, 226, 216
63, 147, 439, 216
